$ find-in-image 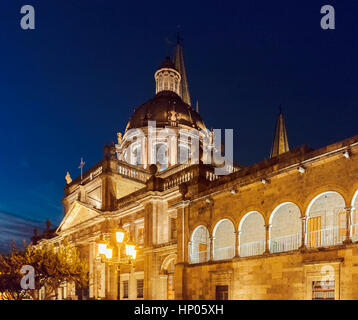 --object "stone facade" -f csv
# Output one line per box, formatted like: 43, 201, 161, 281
40, 43, 358, 300
40, 133, 358, 300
